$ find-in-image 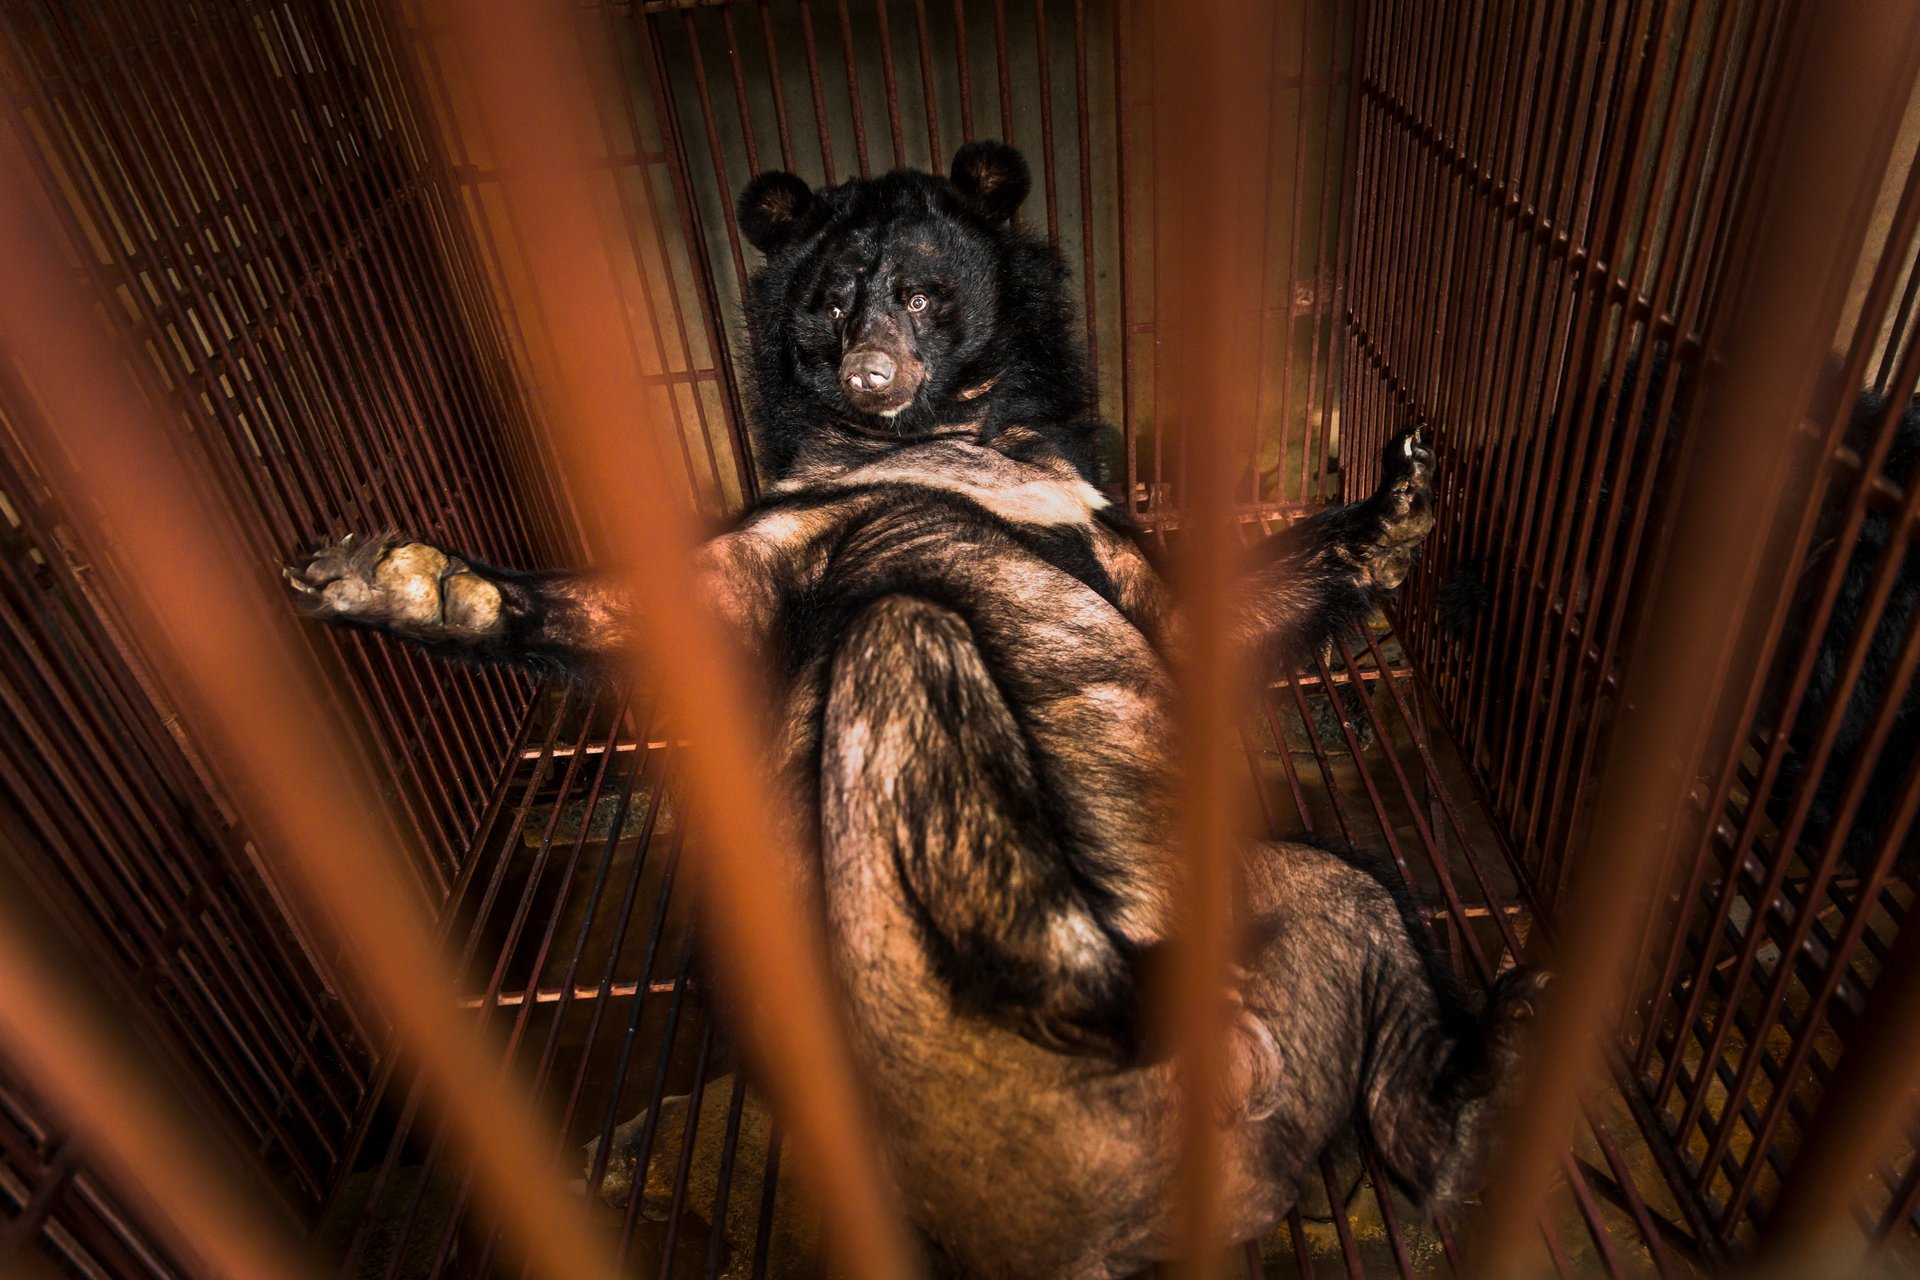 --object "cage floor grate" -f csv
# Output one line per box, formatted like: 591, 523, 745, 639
319, 617, 1706, 1278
